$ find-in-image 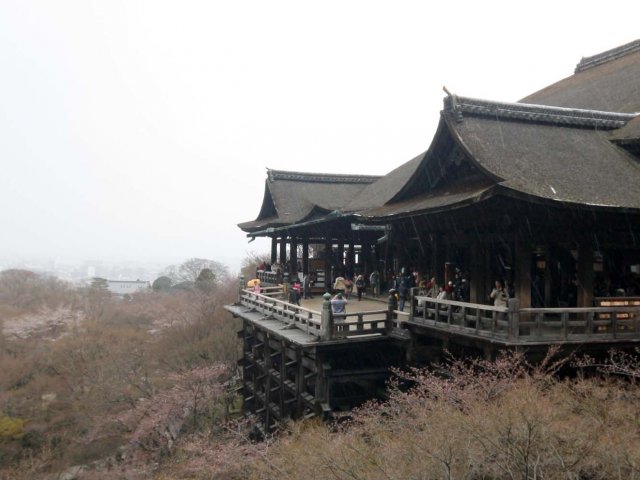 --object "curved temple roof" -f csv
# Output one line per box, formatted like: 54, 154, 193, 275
522, 39, 640, 113
238, 169, 381, 233
240, 39, 640, 236
443, 96, 640, 211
